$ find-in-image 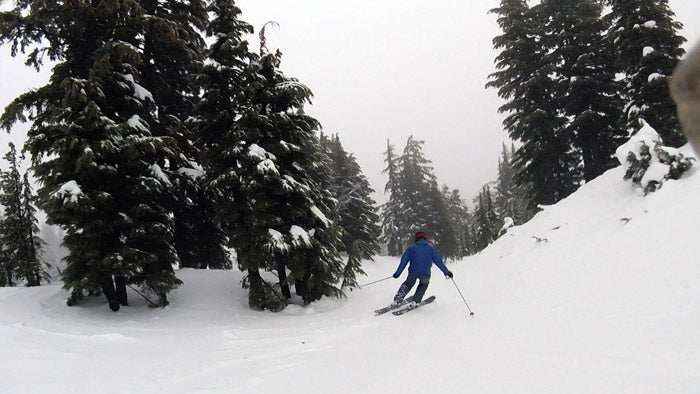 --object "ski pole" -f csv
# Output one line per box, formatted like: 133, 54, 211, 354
450, 278, 475, 316
126, 284, 160, 308
359, 276, 393, 289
